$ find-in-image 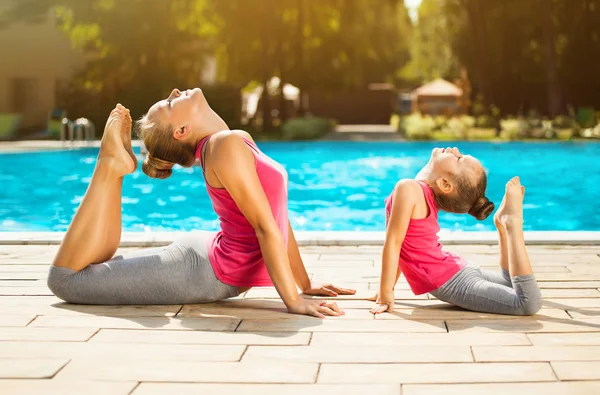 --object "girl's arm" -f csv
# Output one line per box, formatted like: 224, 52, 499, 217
210, 132, 341, 318
370, 179, 420, 314
287, 220, 356, 297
